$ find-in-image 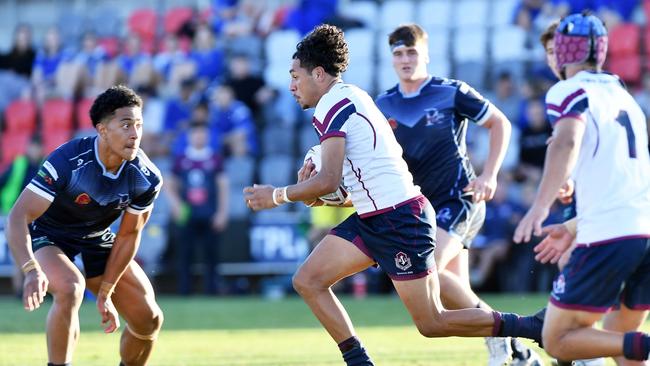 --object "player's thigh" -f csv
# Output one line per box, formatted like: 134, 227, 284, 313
87, 261, 161, 328
295, 234, 375, 288
602, 305, 649, 332
445, 248, 470, 286
542, 302, 602, 346
434, 228, 464, 272
392, 273, 444, 328
35, 245, 85, 296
